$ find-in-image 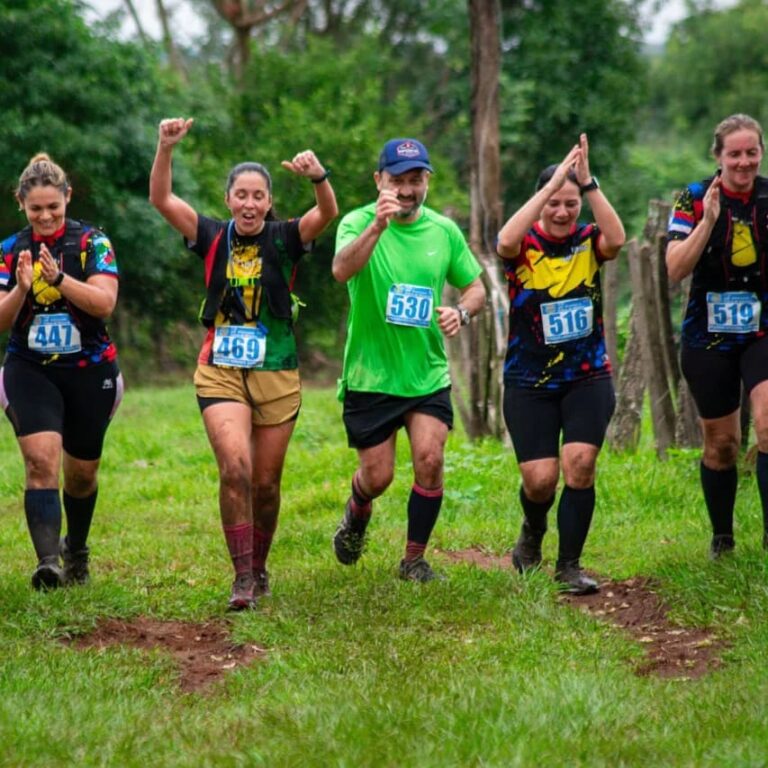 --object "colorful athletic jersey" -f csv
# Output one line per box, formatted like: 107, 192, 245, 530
337, 204, 482, 398
668, 176, 768, 350
187, 214, 307, 371
0, 220, 118, 367
502, 221, 611, 389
